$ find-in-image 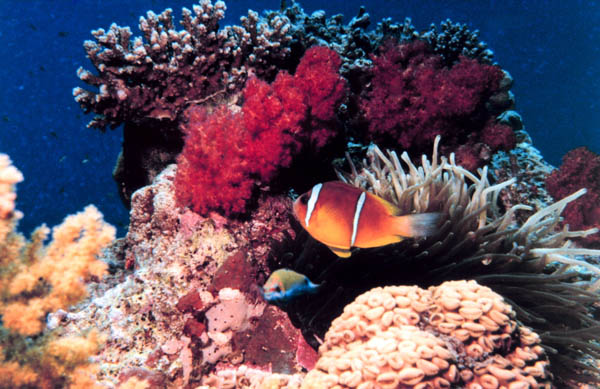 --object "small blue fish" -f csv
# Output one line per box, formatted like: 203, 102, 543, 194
262, 269, 320, 303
